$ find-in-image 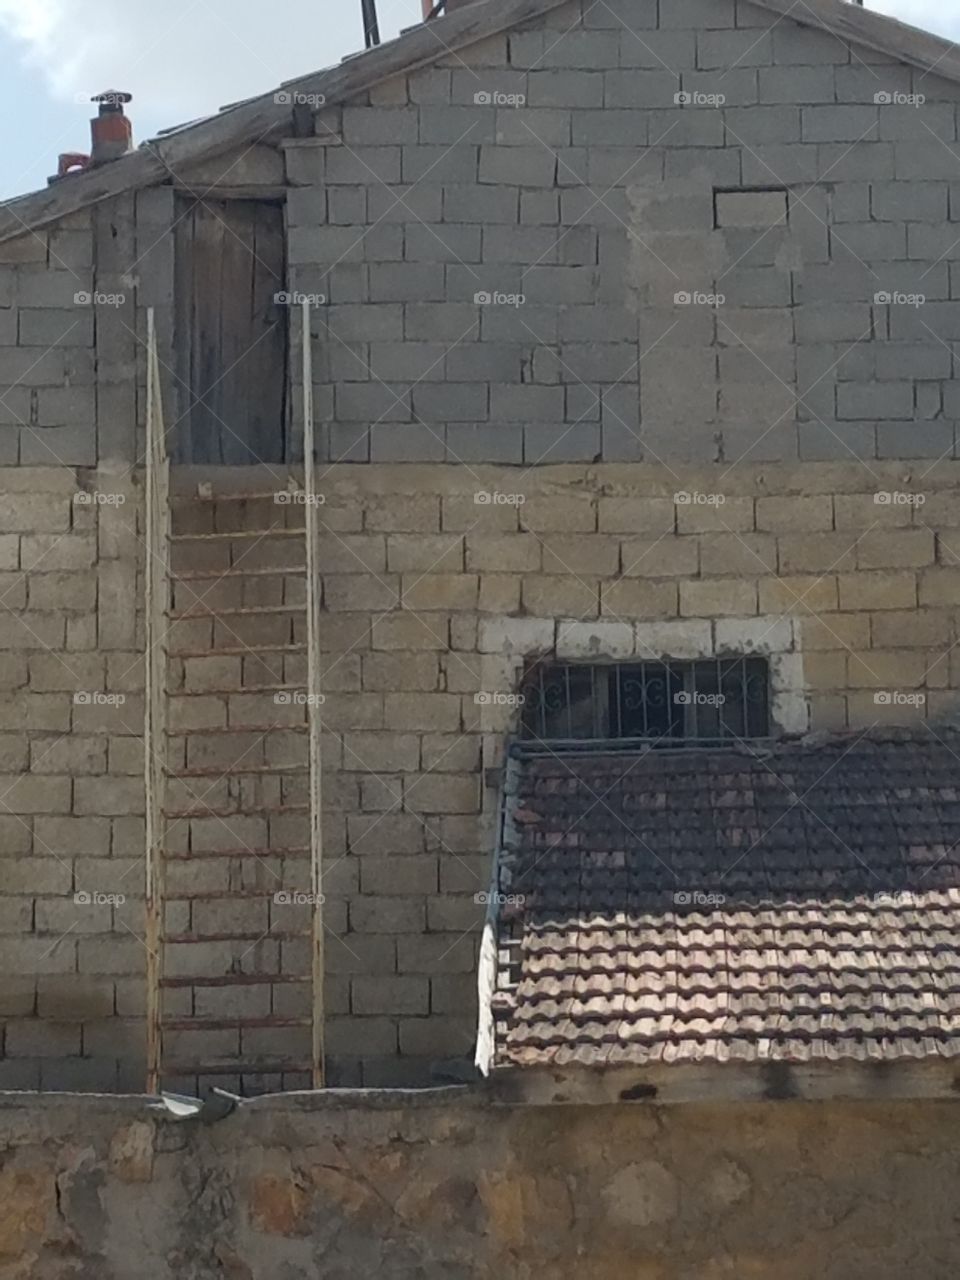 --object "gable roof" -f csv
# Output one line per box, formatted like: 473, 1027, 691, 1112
479, 728, 960, 1080
3, 0, 960, 245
